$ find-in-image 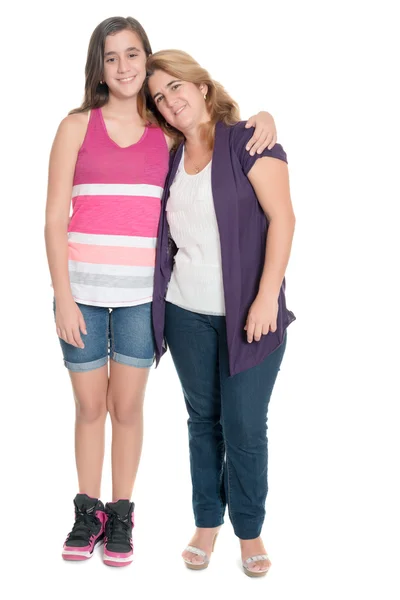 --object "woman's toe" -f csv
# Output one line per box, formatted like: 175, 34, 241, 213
247, 559, 270, 572
182, 550, 204, 565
